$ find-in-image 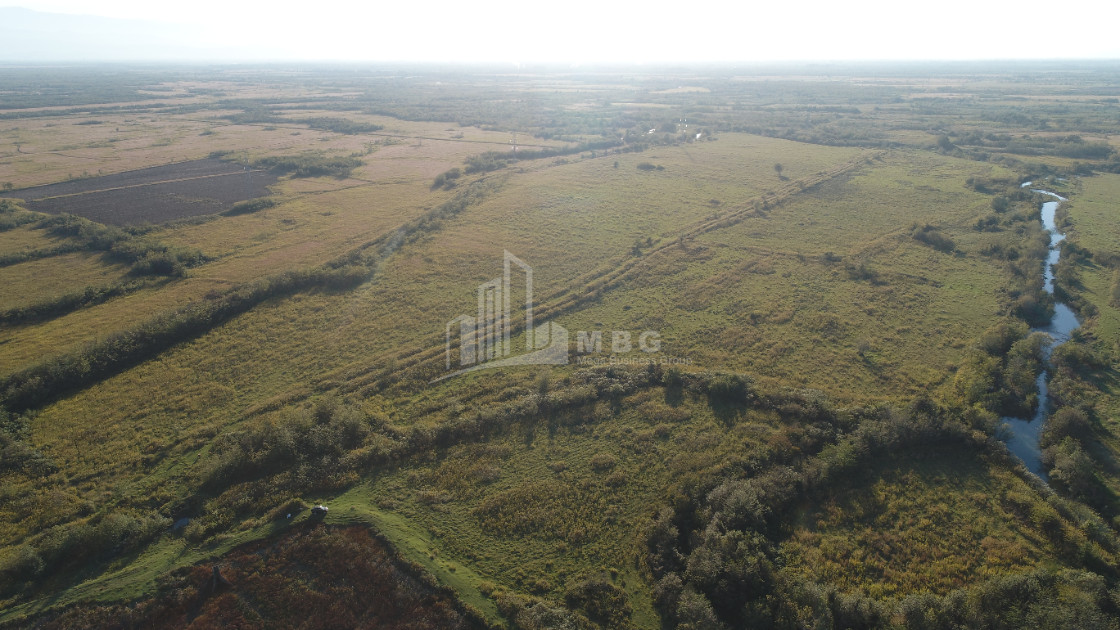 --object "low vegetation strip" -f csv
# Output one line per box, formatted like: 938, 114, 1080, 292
0, 264, 368, 413
41, 214, 208, 277
0, 242, 84, 267
0, 279, 152, 326
0, 180, 499, 413
0, 201, 41, 232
